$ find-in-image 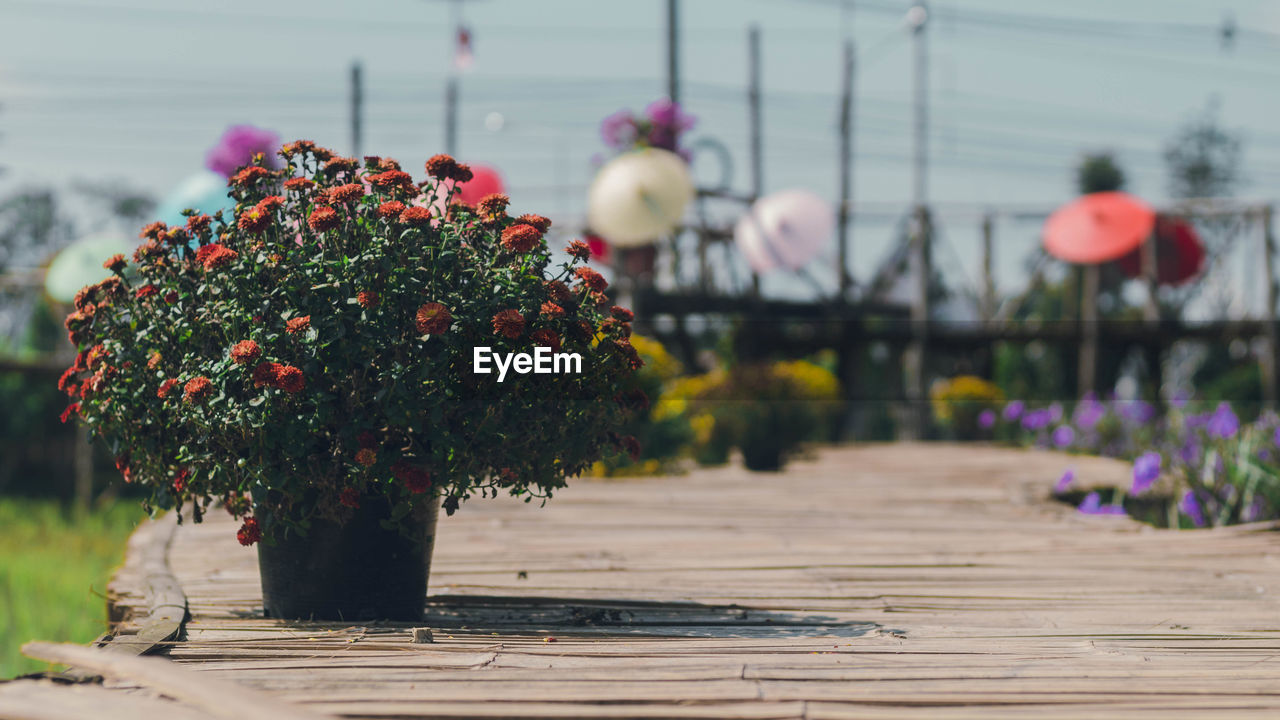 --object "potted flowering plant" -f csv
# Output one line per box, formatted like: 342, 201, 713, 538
59, 143, 643, 620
